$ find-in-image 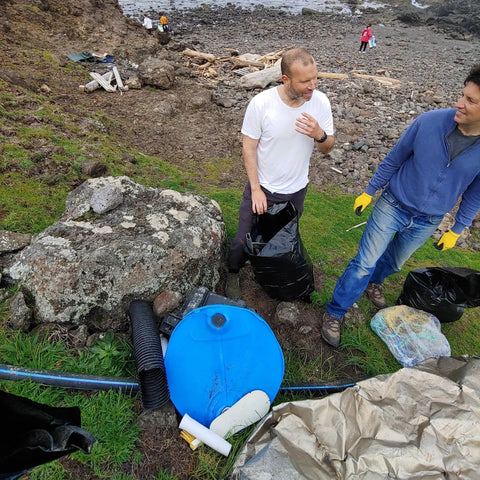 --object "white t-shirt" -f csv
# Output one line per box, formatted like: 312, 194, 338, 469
241, 86, 334, 194
143, 16, 153, 29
